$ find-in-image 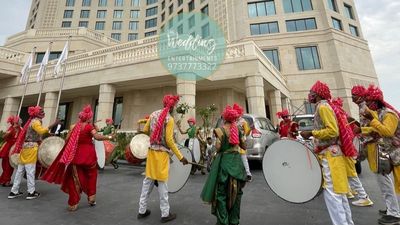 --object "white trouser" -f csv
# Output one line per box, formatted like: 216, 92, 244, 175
321, 158, 354, 225
11, 163, 36, 194
348, 176, 368, 199
241, 154, 251, 176
138, 177, 170, 217
376, 173, 400, 217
